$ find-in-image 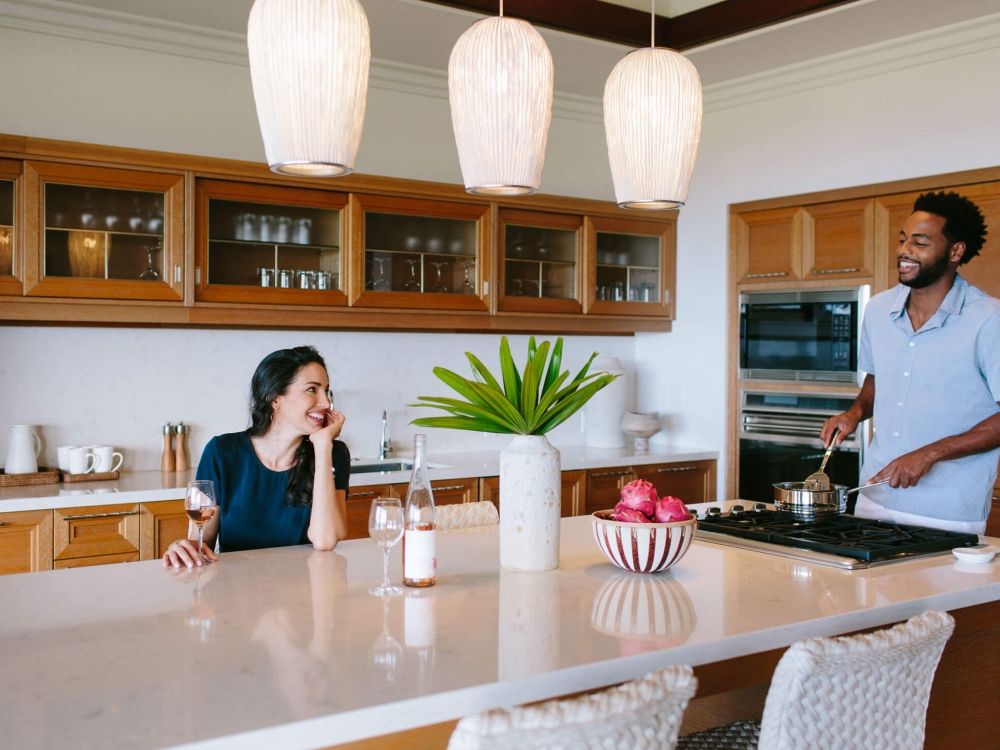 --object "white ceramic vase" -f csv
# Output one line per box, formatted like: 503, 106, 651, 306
499, 434, 561, 571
